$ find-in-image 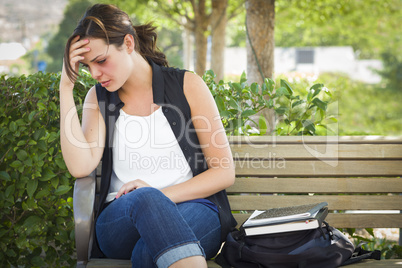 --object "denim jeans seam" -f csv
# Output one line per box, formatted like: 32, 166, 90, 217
198, 225, 221, 242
